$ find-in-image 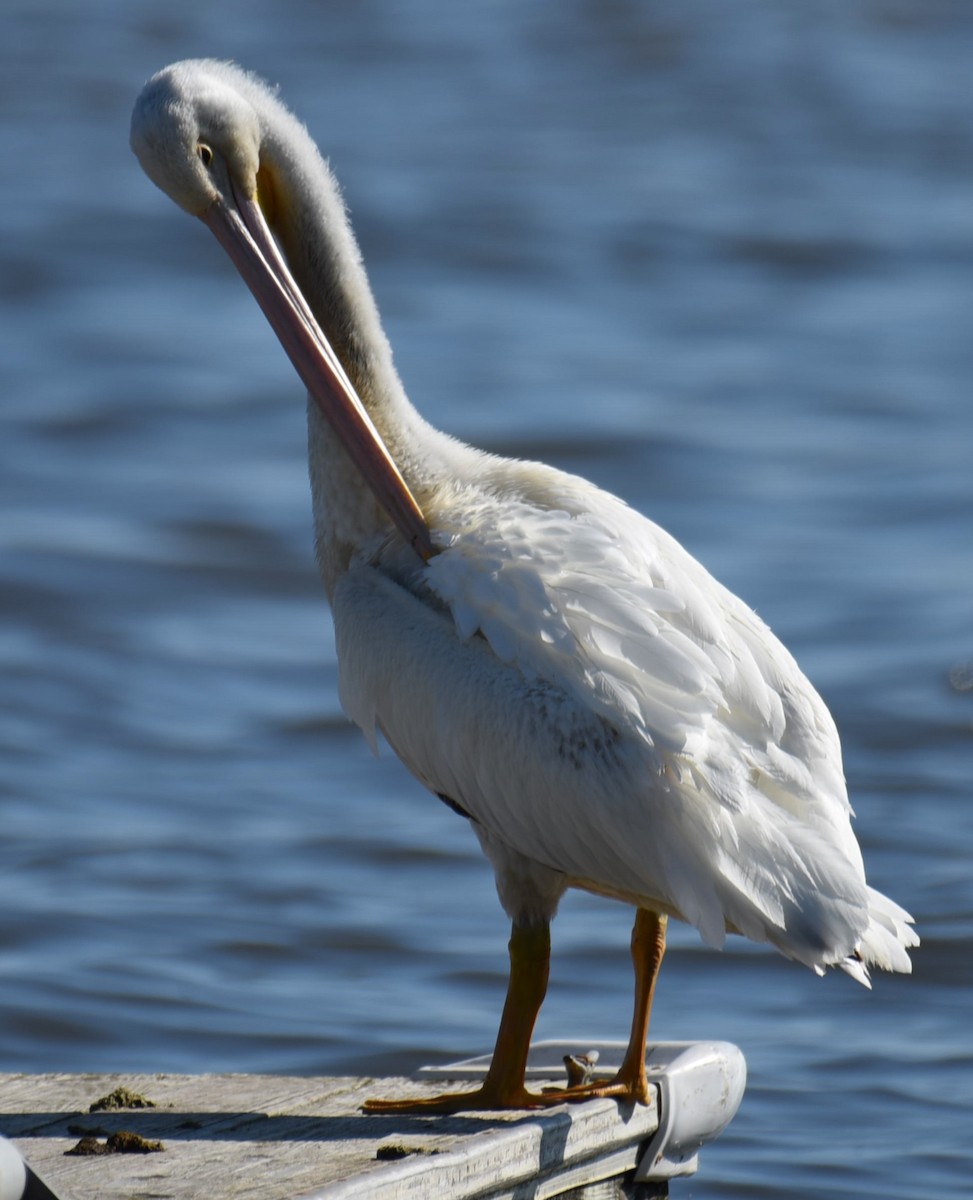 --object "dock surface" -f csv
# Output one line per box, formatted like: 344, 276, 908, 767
0, 1071, 661, 1199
